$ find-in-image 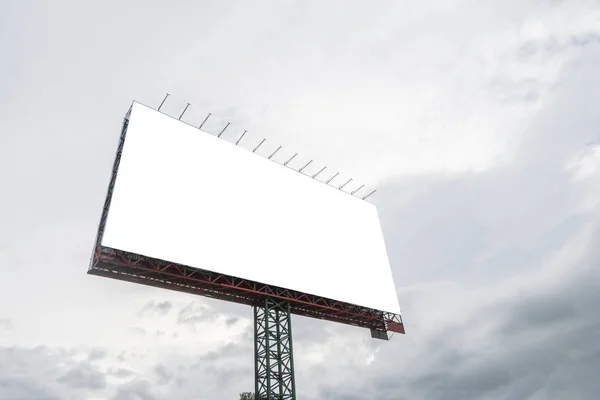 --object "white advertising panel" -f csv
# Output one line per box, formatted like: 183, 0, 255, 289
101, 102, 400, 314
